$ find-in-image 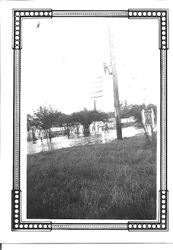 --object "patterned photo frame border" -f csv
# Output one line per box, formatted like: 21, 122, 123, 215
12, 9, 168, 231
